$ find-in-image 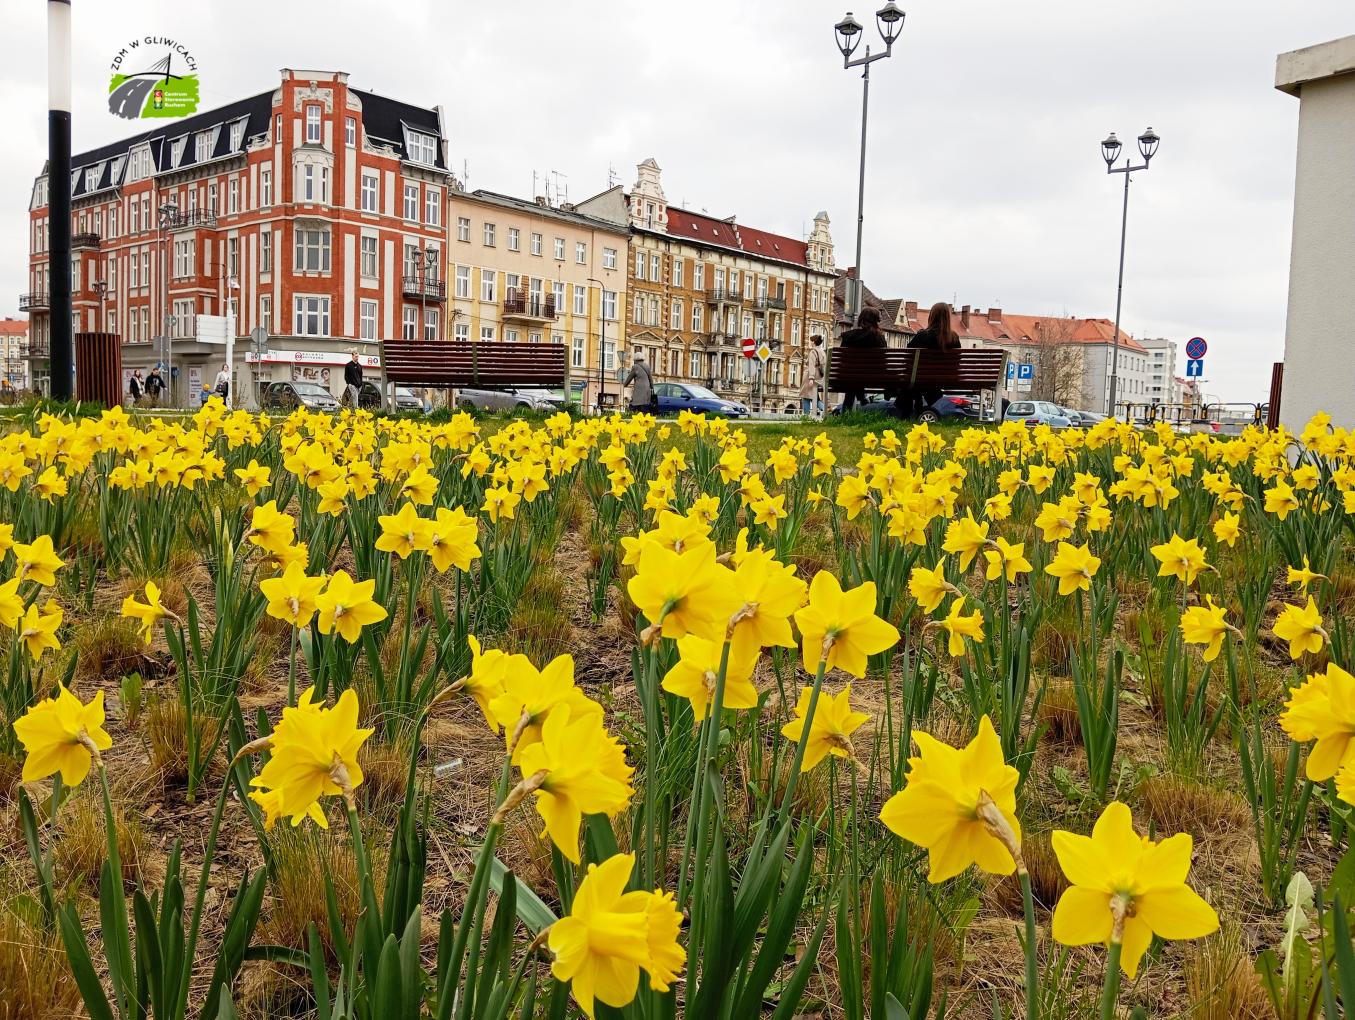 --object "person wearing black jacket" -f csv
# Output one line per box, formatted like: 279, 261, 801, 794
343, 352, 363, 408
144, 367, 165, 405
838, 307, 886, 412
894, 301, 961, 417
